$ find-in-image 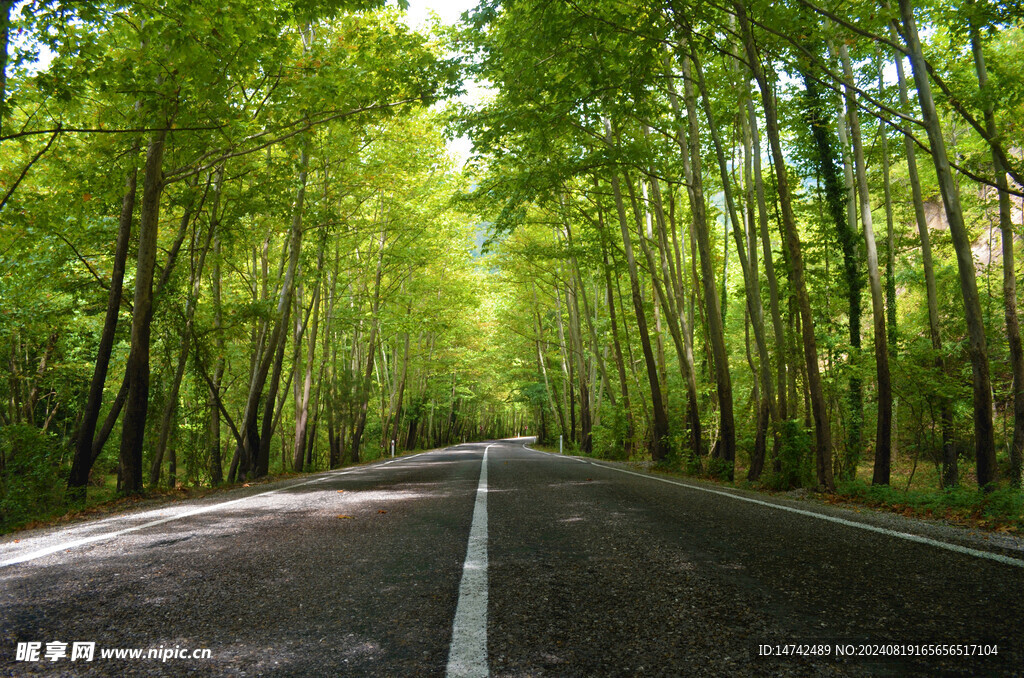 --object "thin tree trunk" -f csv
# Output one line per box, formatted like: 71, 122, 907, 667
565, 219, 601, 453
676, 53, 736, 475
603, 116, 671, 462
877, 53, 898, 357
737, 3, 834, 491
969, 6, 1024, 487
534, 285, 567, 439
691, 49, 777, 475
350, 225, 387, 463
561, 228, 592, 452
293, 233, 327, 470
552, 268, 574, 443
838, 40, 893, 485
236, 136, 310, 479
148, 214, 214, 487
801, 70, 863, 478
598, 236, 633, 454
631, 145, 703, 462
208, 167, 226, 486
748, 99, 788, 425
885, 13, 955, 487
899, 0, 997, 489
67, 148, 138, 500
